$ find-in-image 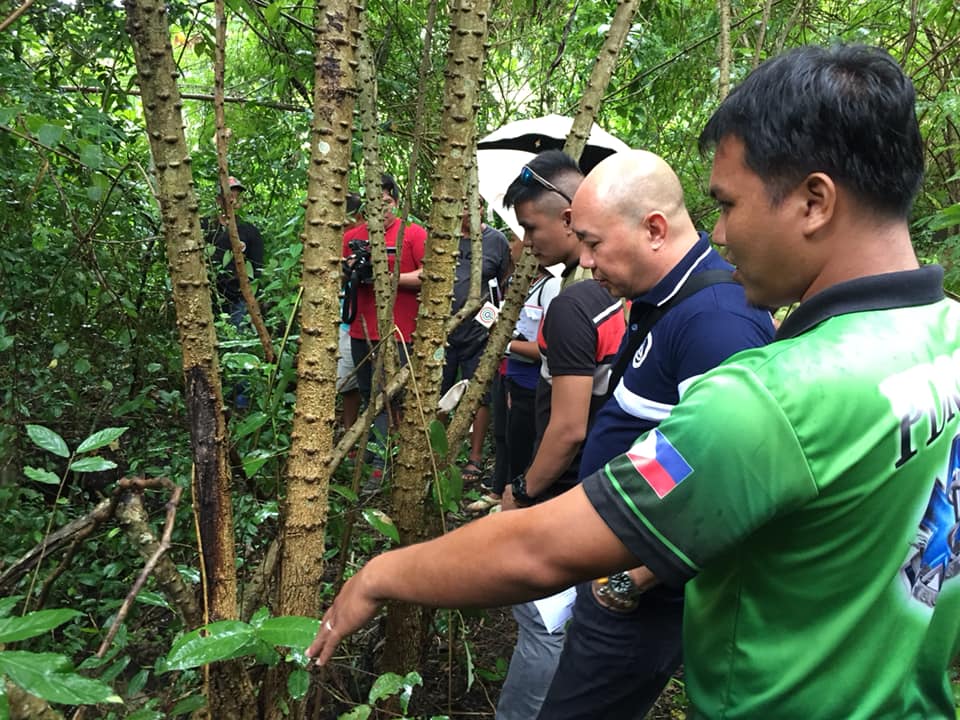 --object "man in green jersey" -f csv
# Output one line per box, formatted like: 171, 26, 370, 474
308, 45, 960, 718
